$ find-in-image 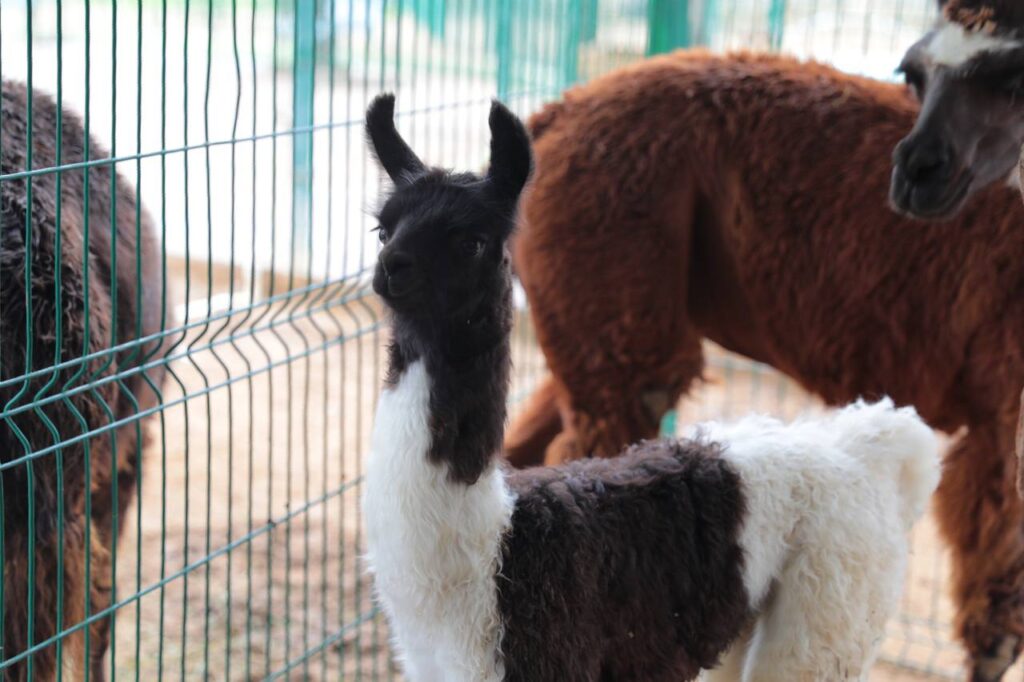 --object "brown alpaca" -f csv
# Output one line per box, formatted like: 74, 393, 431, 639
0, 81, 167, 680
505, 51, 1024, 680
